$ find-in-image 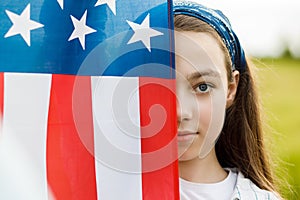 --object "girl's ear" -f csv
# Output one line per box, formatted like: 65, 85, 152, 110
226, 70, 239, 108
